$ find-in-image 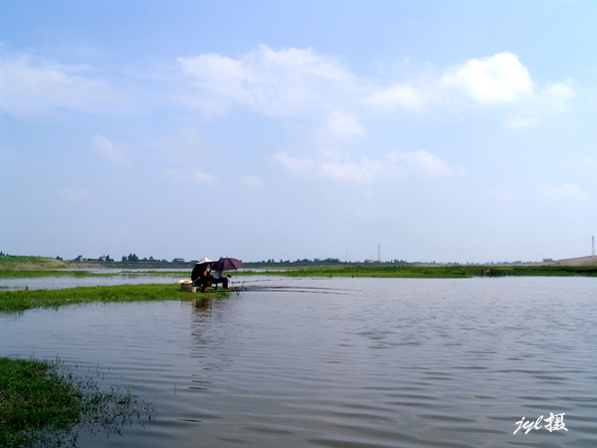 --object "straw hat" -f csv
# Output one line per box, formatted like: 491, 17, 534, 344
195, 256, 216, 265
